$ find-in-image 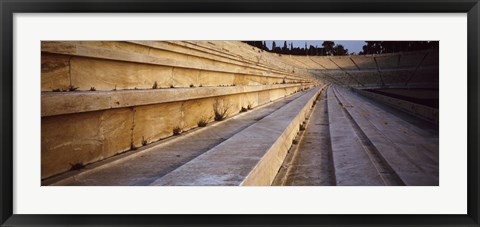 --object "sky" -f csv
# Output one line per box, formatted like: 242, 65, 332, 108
264, 40, 366, 54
